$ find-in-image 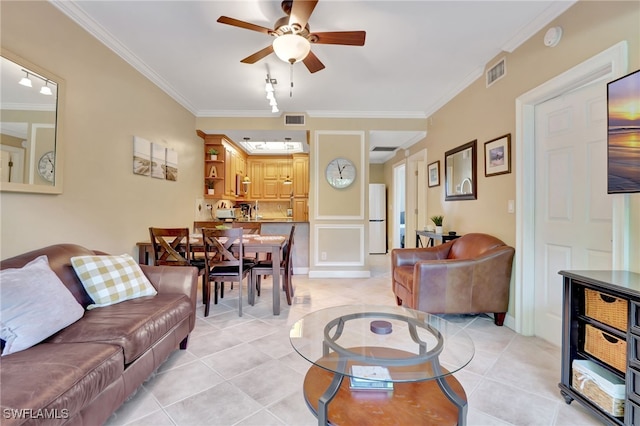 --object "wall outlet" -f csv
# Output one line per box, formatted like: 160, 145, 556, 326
321, 251, 327, 261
